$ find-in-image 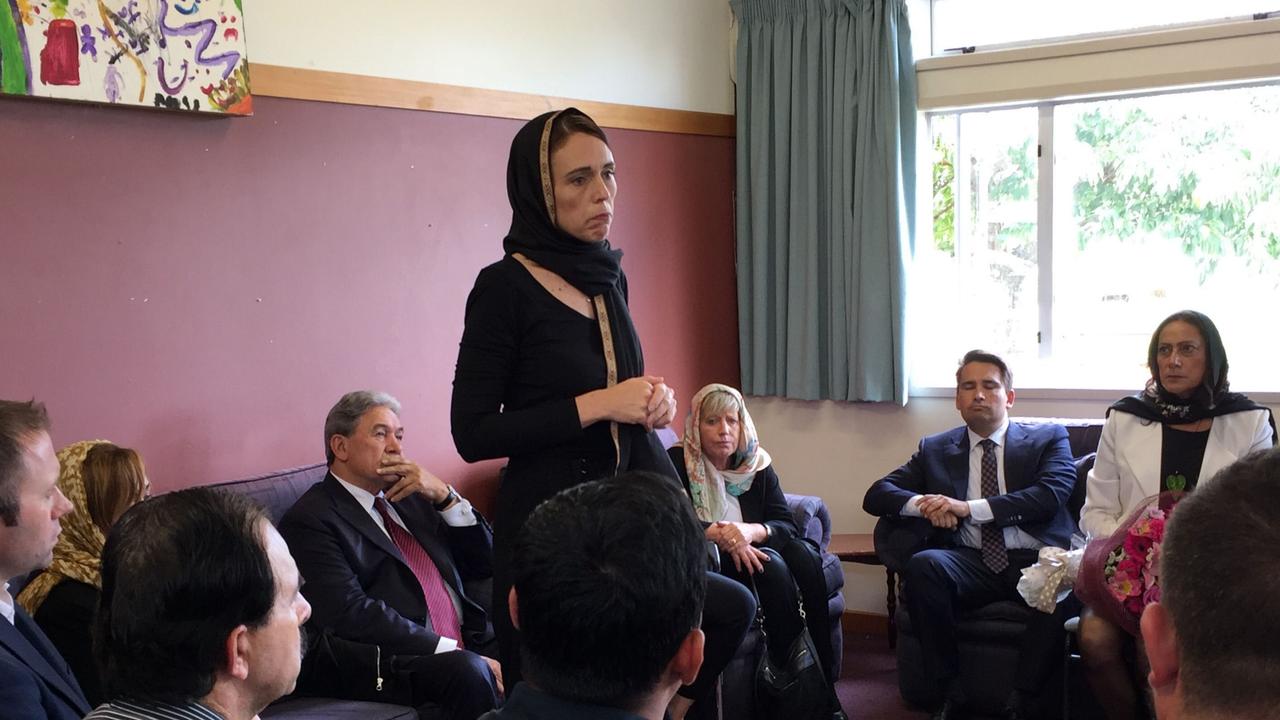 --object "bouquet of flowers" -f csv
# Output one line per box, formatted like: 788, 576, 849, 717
1074, 492, 1182, 636
1016, 491, 1182, 634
